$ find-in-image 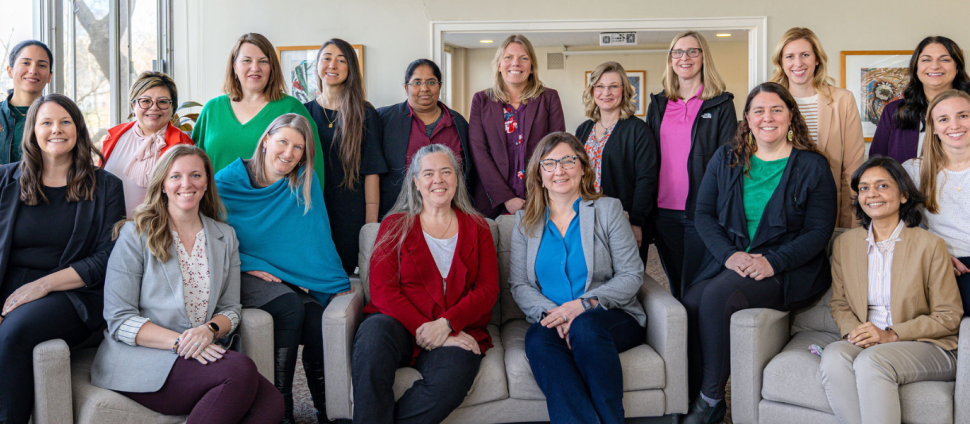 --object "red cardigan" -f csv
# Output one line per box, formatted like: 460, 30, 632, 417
100, 121, 194, 163
363, 210, 499, 361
